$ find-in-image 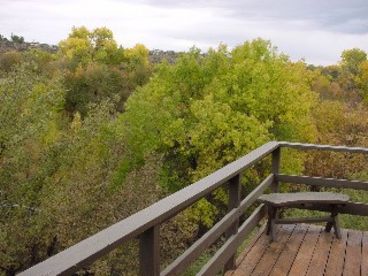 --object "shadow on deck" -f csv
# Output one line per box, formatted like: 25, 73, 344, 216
227, 224, 368, 276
